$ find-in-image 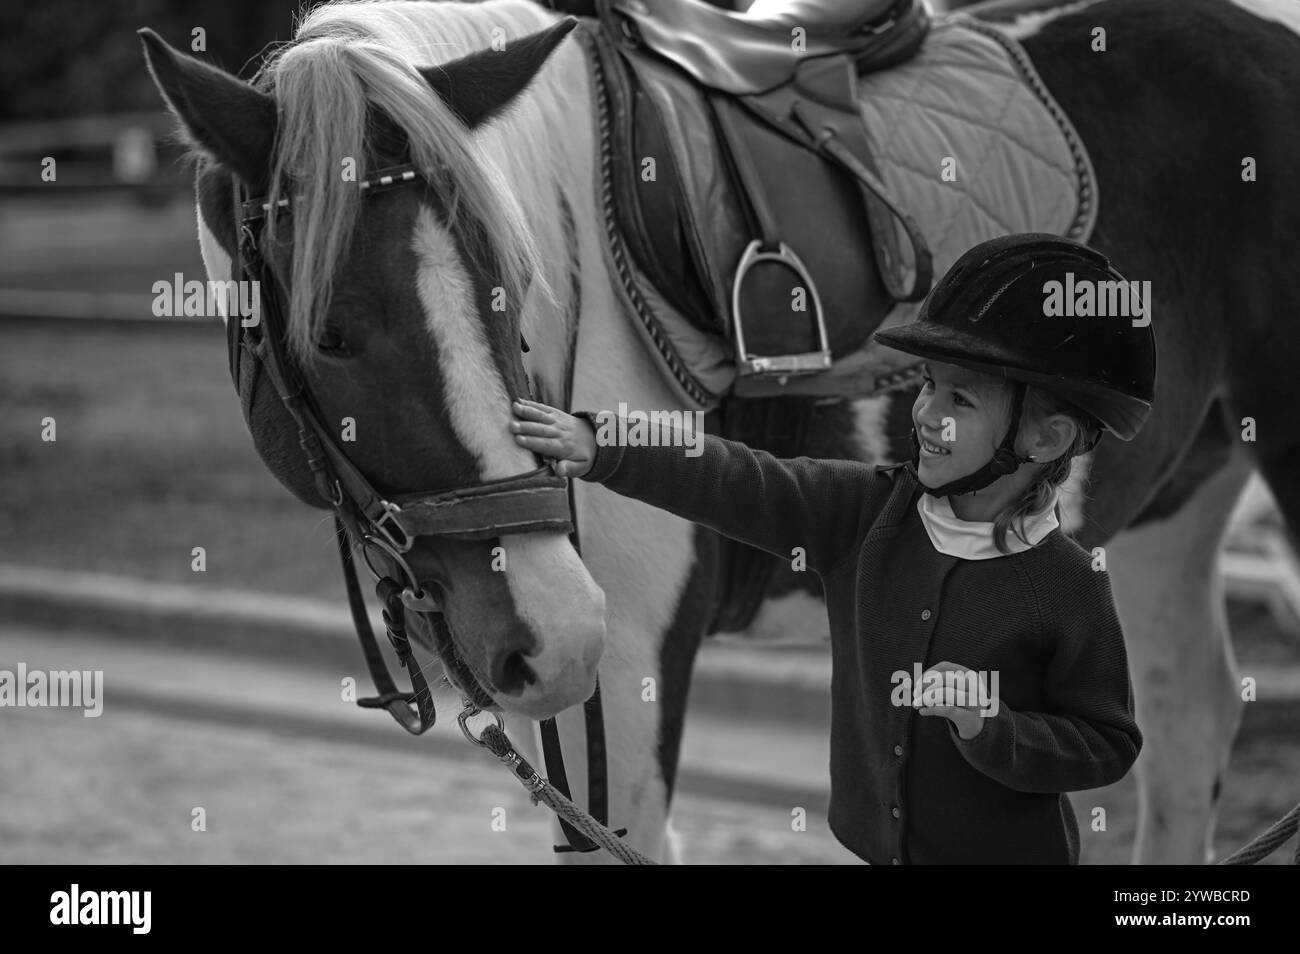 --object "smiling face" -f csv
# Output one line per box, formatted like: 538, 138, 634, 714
912, 360, 1088, 522
913, 361, 1019, 490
